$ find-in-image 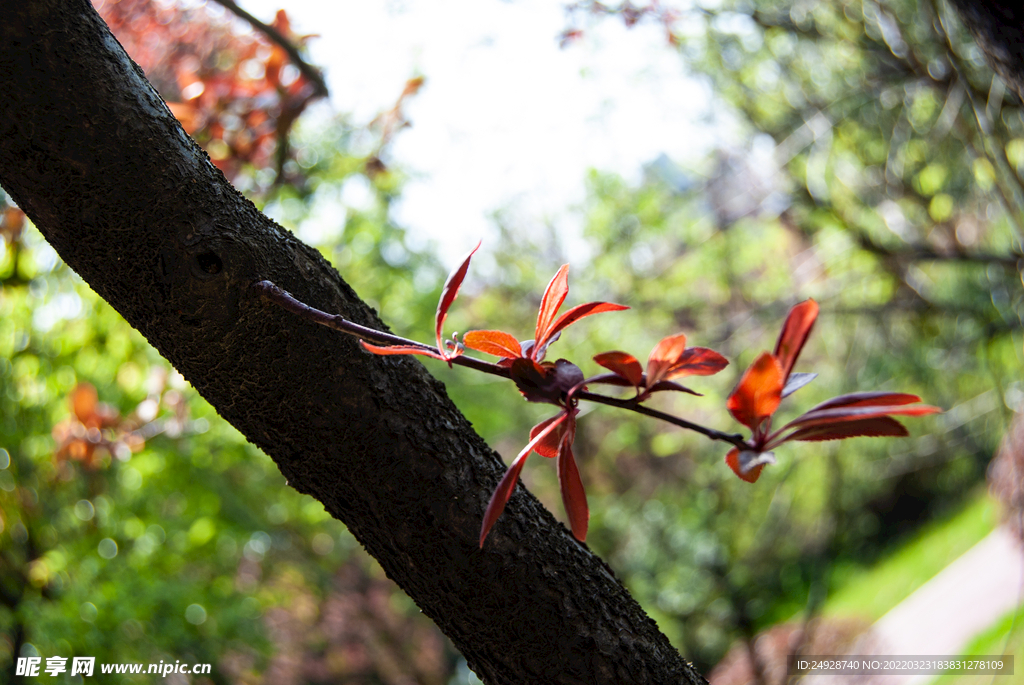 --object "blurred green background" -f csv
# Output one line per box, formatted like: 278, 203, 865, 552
1, 0, 1022, 683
